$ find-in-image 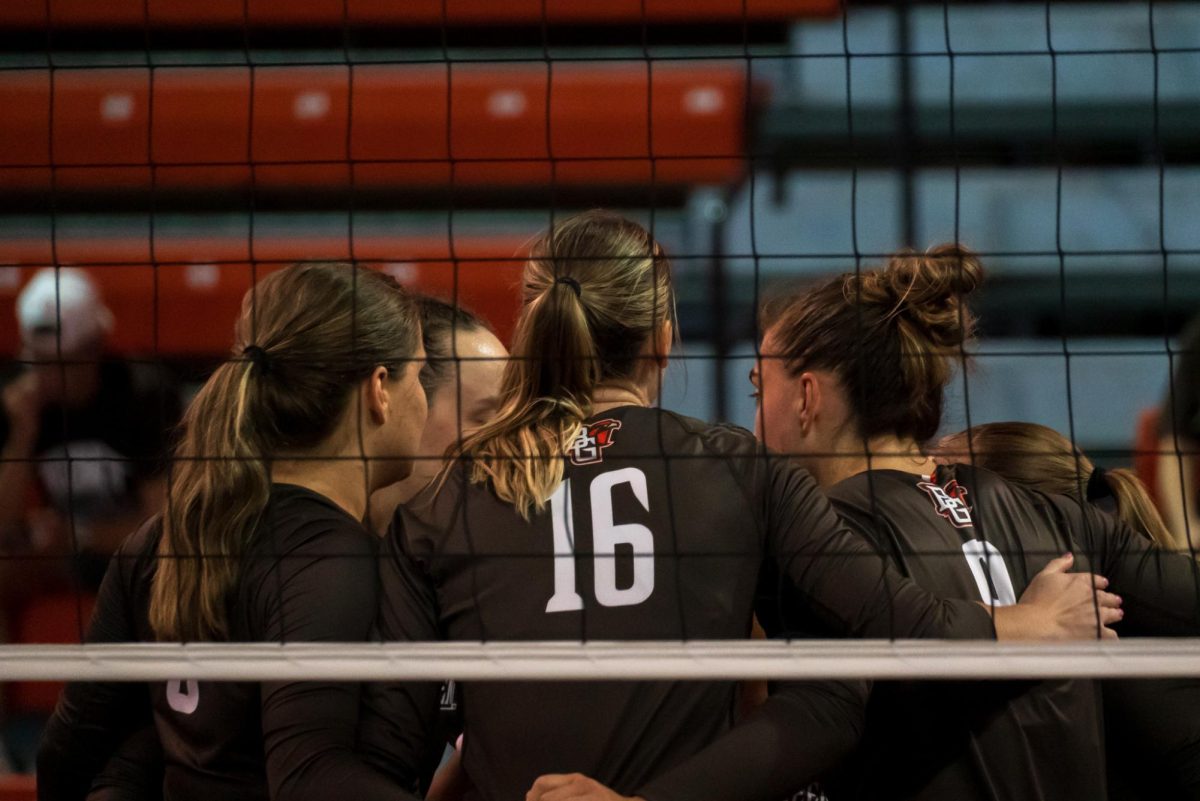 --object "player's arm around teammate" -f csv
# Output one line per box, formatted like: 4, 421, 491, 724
354, 212, 1115, 801
755, 246, 1200, 634
526, 239, 1120, 801
38, 264, 437, 801
939, 421, 1200, 801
